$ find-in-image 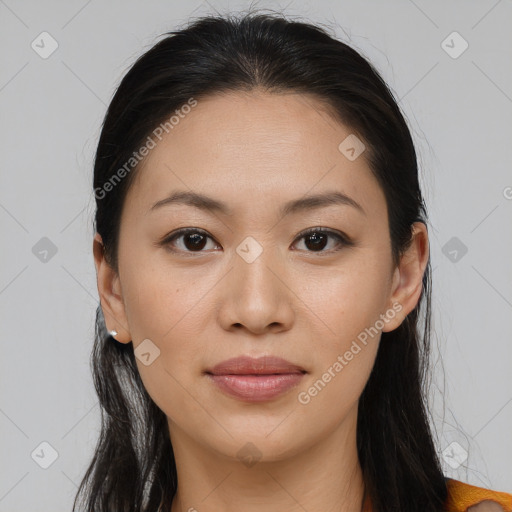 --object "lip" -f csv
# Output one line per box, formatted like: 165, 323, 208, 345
207, 355, 306, 375
205, 356, 306, 402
